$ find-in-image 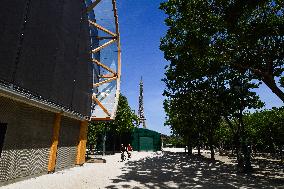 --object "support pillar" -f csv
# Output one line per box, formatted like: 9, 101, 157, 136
76, 120, 88, 165
47, 113, 62, 173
